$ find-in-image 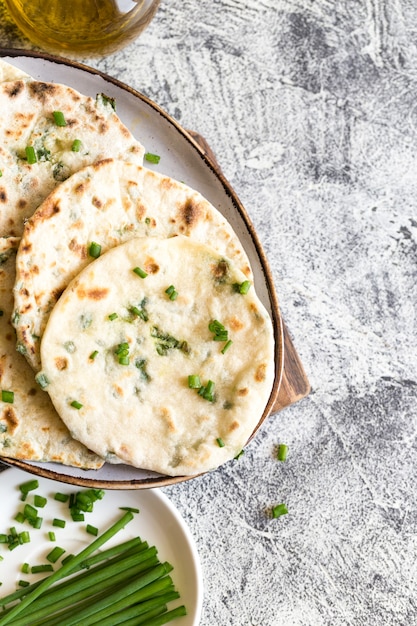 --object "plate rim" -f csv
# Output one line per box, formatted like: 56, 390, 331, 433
0, 48, 284, 489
